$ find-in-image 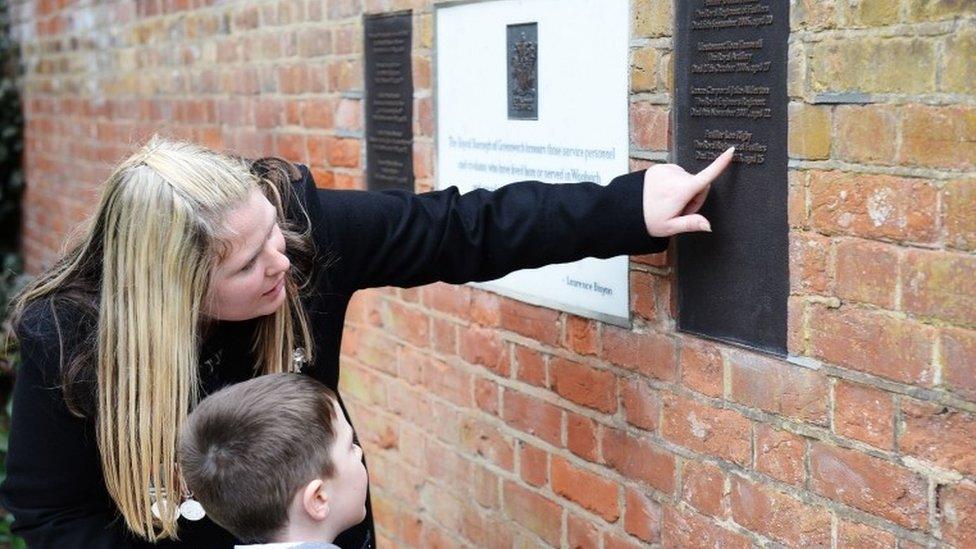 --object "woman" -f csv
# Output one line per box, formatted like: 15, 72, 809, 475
1, 136, 732, 547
